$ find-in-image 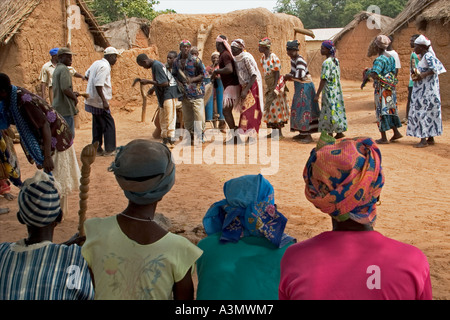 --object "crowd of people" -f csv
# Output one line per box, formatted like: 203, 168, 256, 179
0, 31, 445, 300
